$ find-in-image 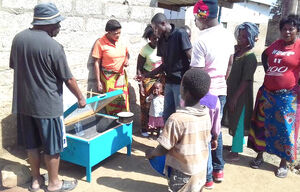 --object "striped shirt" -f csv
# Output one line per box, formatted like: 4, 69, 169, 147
157, 105, 211, 176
